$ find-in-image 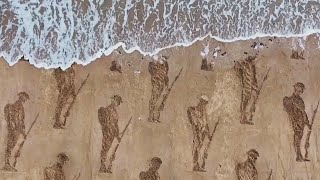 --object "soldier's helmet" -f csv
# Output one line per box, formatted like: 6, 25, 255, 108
112, 95, 123, 104
159, 50, 170, 61
150, 157, 162, 166
18, 92, 29, 100
57, 153, 69, 162
294, 82, 305, 89
200, 94, 209, 102
247, 149, 259, 158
